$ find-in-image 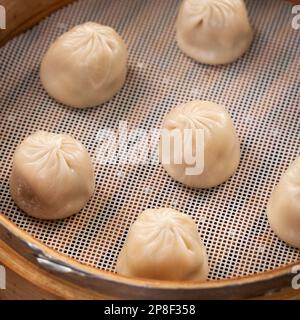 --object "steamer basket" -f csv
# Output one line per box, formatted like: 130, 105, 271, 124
0, 0, 300, 300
